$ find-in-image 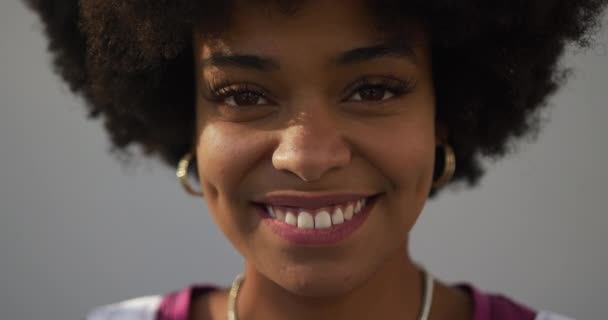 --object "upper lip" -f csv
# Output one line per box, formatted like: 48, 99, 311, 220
254, 192, 379, 210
